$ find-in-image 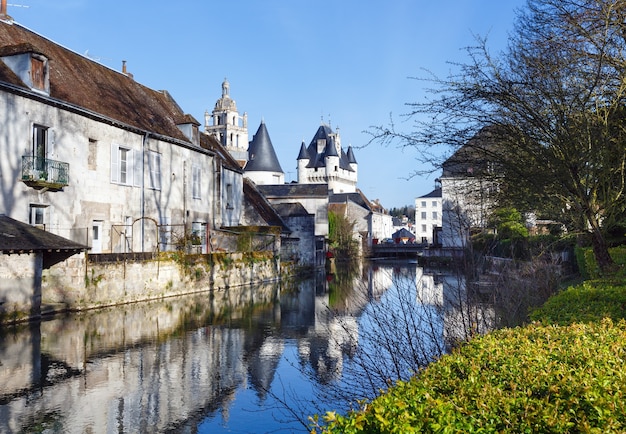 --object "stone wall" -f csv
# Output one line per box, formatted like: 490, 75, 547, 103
0, 251, 284, 322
